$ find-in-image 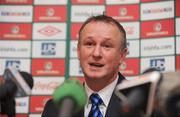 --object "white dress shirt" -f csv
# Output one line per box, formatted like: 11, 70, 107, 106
84, 77, 118, 117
